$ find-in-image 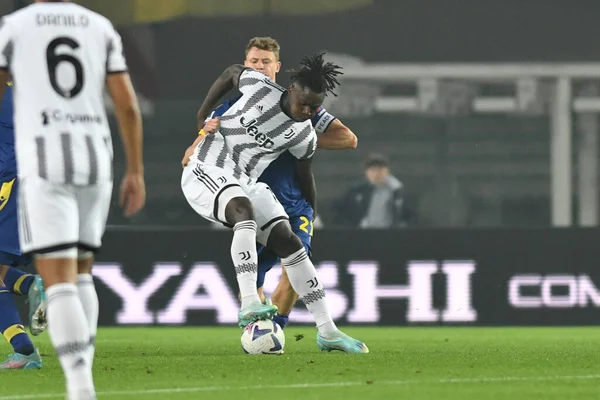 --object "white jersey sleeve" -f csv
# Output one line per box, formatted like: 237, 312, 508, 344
288, 122, 318, 160
0, 16, 14, 70
106, 25, 127, 74
238, 68, 279, 95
